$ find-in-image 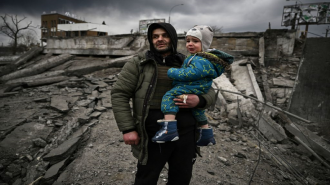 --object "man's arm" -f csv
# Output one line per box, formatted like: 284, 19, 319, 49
111, 57, 140, 133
